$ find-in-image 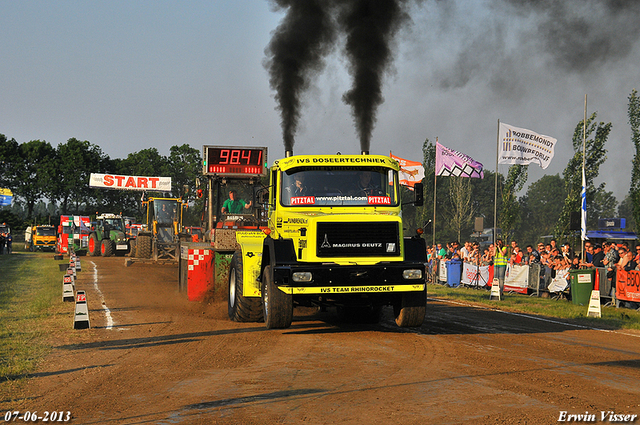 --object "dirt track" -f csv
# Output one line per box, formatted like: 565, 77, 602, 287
12, 256, 640, 424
